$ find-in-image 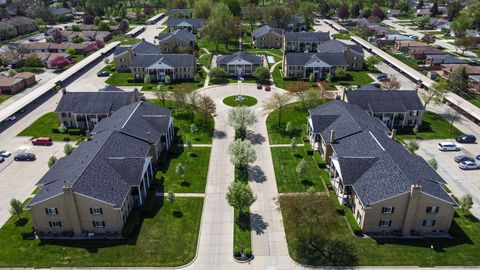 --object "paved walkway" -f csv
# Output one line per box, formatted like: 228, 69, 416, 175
202, 66, 210, 87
